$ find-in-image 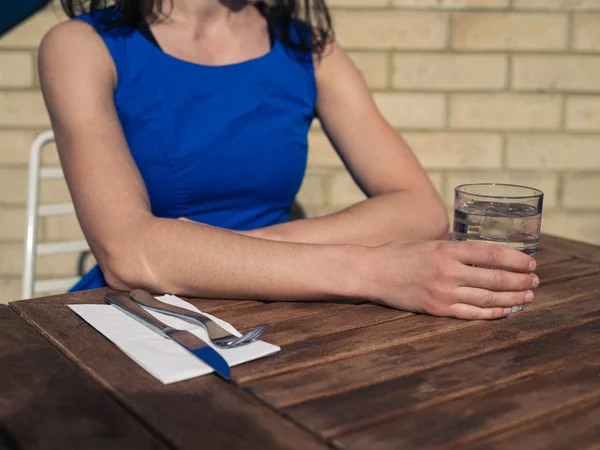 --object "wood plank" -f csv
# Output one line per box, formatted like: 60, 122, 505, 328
537, 257, 600, 286
264, 304, 411, 347
247, 293, 600, 409
462, 397, 600, 450
334, 357, 600, 450
185, 256, 598, 338
283, 319, 600, 438
9, 300, 329, 450
0, 306, 166, 450
533, 247, 574, 267
258, 255, 595, 345
541, 234, 600, 263
210, 301, 356, 331
28, 287, 263, 312
235, 271, 600, 384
